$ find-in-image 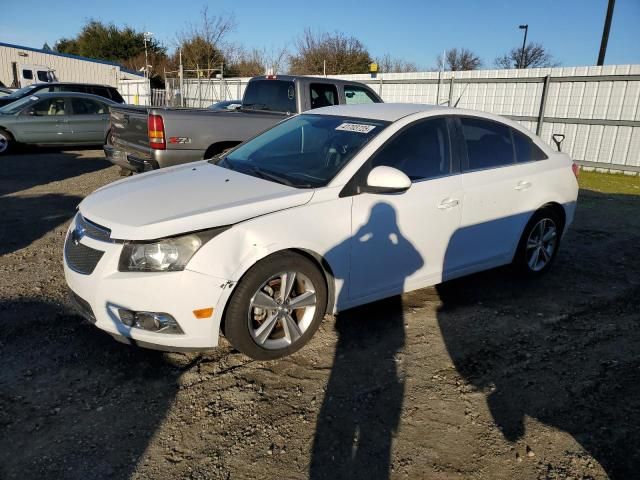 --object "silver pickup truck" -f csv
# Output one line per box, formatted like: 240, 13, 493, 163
104, 75, 382, 173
